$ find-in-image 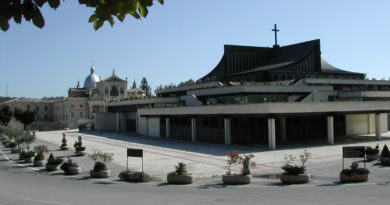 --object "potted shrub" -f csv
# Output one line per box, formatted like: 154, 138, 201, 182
365, 144, 380, 161
74, 140, 86, 156
280, 150, 312, 184
340, 162, 370, 183
167, 162, 193, 184
60, 158, 81, 175
22, 151, 35, 163
118, 170, 152, 183
33, 145, 49, 167
222, 150, 255, 185
380, 144, 390, 165
45, 153, 64, 171
60, 133, 68, 150
88, 149, 114, 178
9, 141, 18, 153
